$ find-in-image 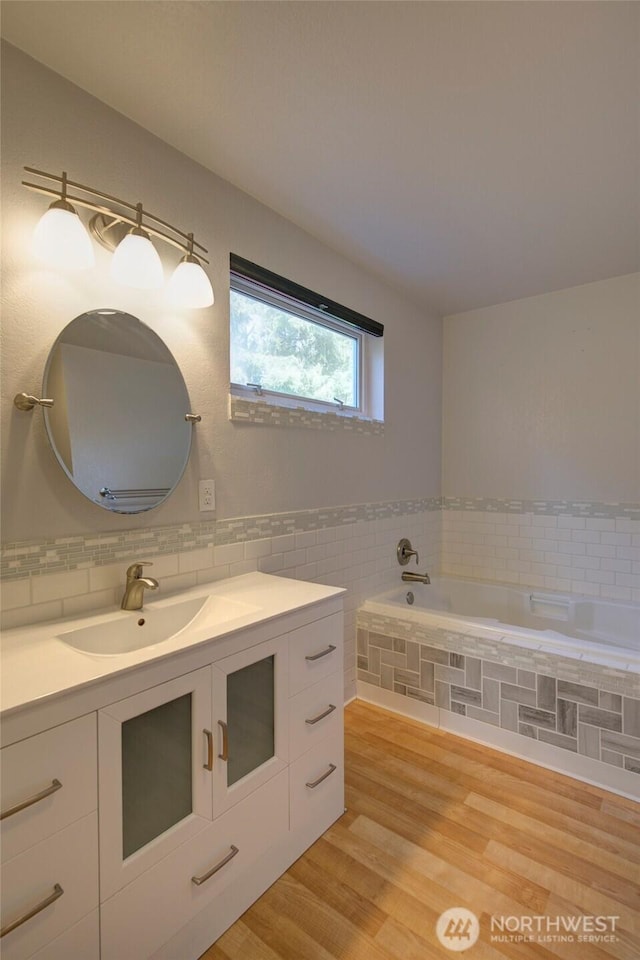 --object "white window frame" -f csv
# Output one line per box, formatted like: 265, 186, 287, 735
230, 275, 381, 420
